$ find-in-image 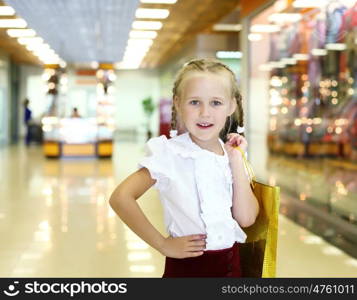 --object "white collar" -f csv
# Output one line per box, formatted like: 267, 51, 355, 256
169, 132, 228, 161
